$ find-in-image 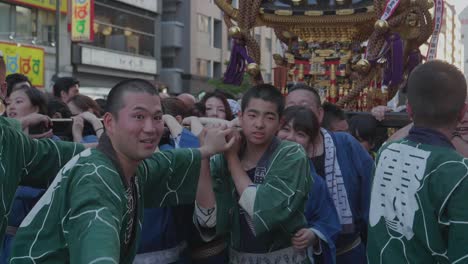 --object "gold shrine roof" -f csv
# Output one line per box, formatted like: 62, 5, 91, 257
216, 0, 378, 42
